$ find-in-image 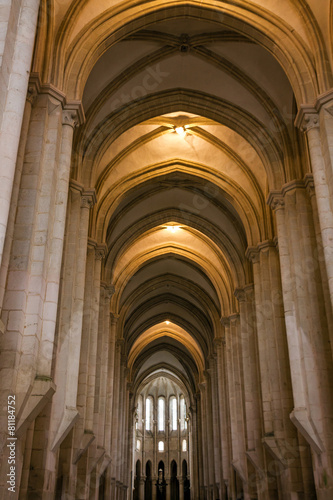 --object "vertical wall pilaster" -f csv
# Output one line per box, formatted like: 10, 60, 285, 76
0, 0, 40, 267
269, 181, 333, 498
